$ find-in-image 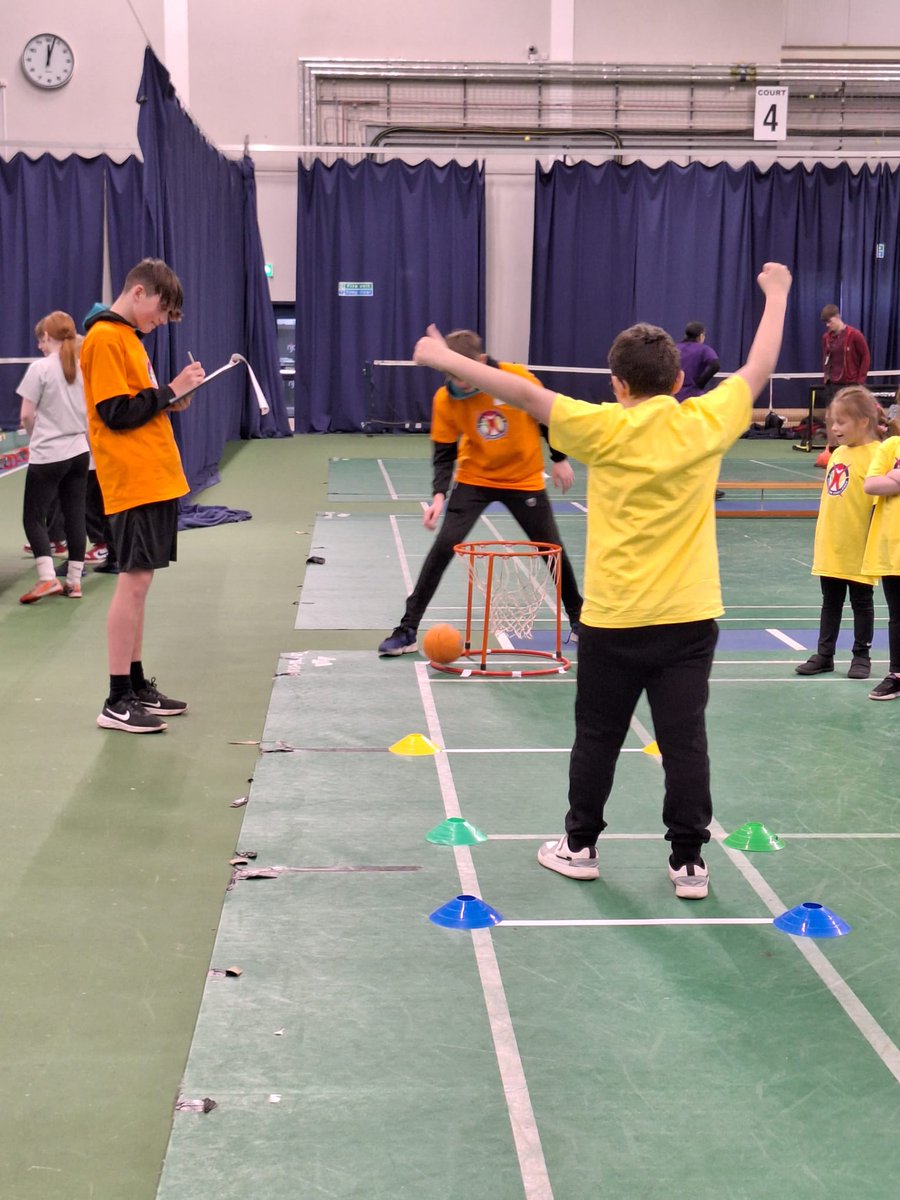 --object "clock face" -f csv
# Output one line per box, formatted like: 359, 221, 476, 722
22, 34, 75, 90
